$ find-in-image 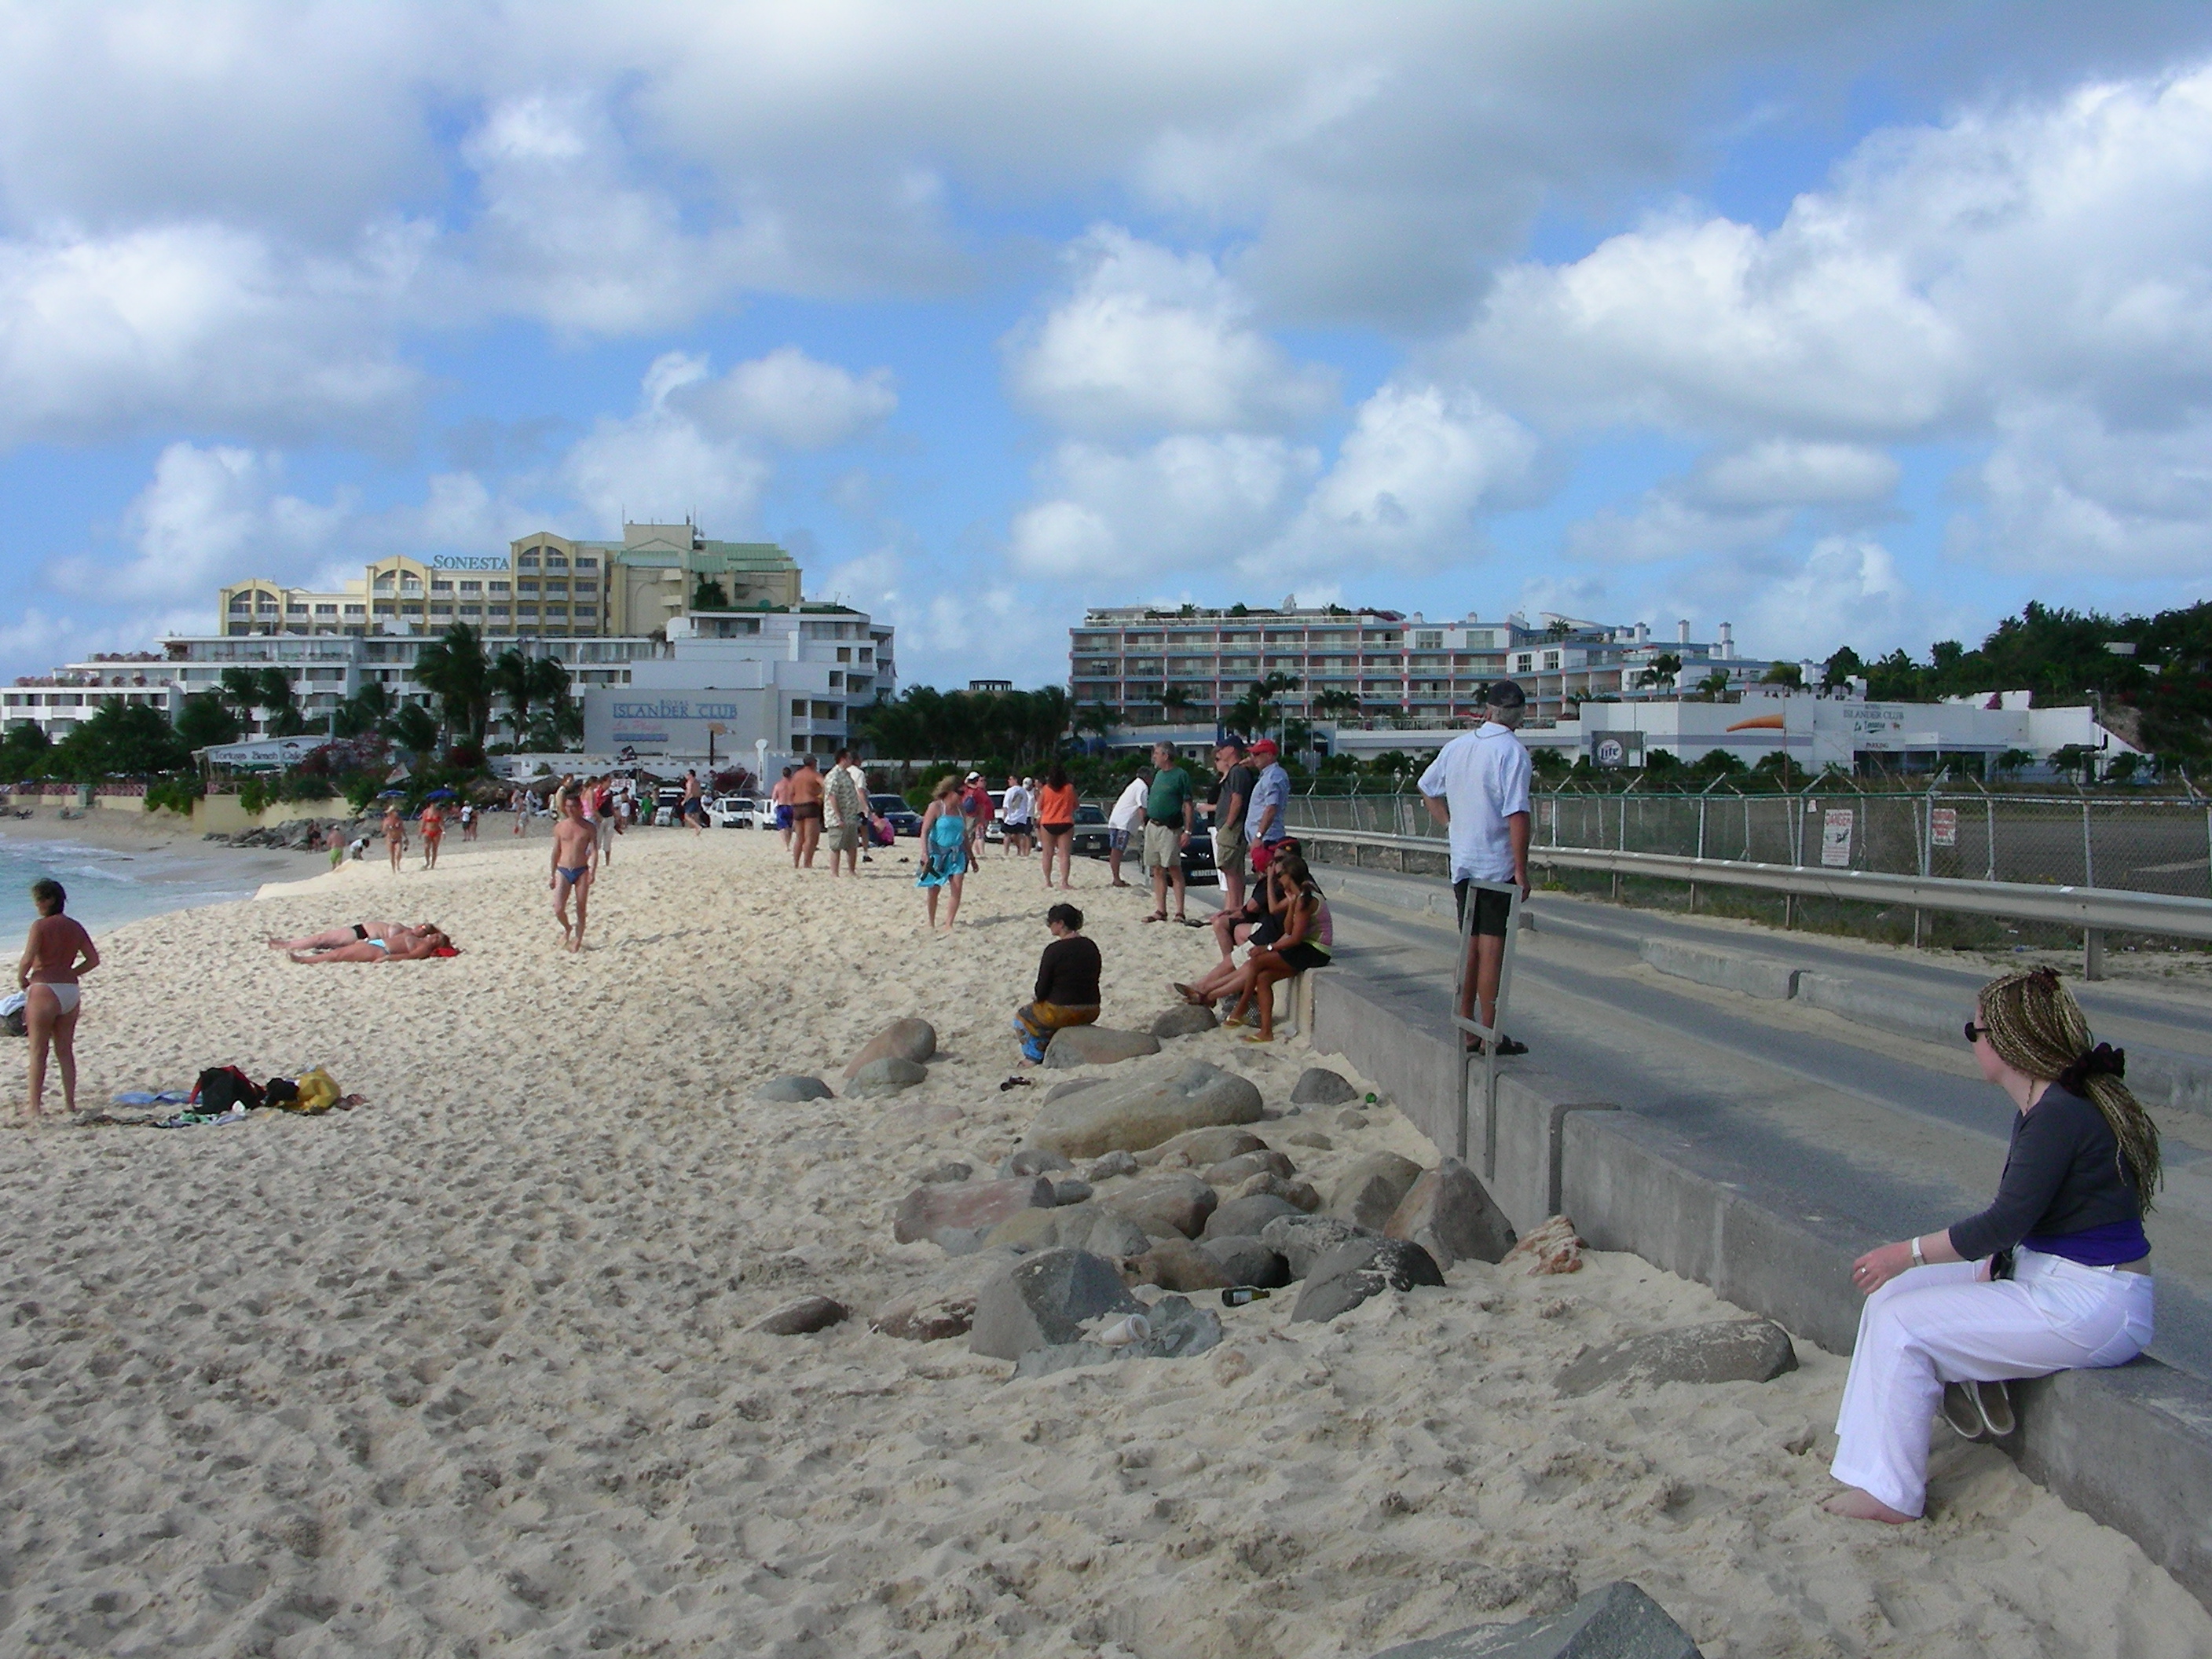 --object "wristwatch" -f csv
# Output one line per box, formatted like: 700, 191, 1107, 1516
1910, 1236, 1926, 1269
